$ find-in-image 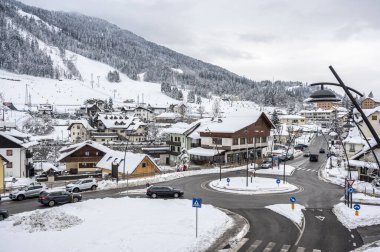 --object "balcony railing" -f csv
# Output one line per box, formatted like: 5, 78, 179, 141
166, 141, 181, 146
